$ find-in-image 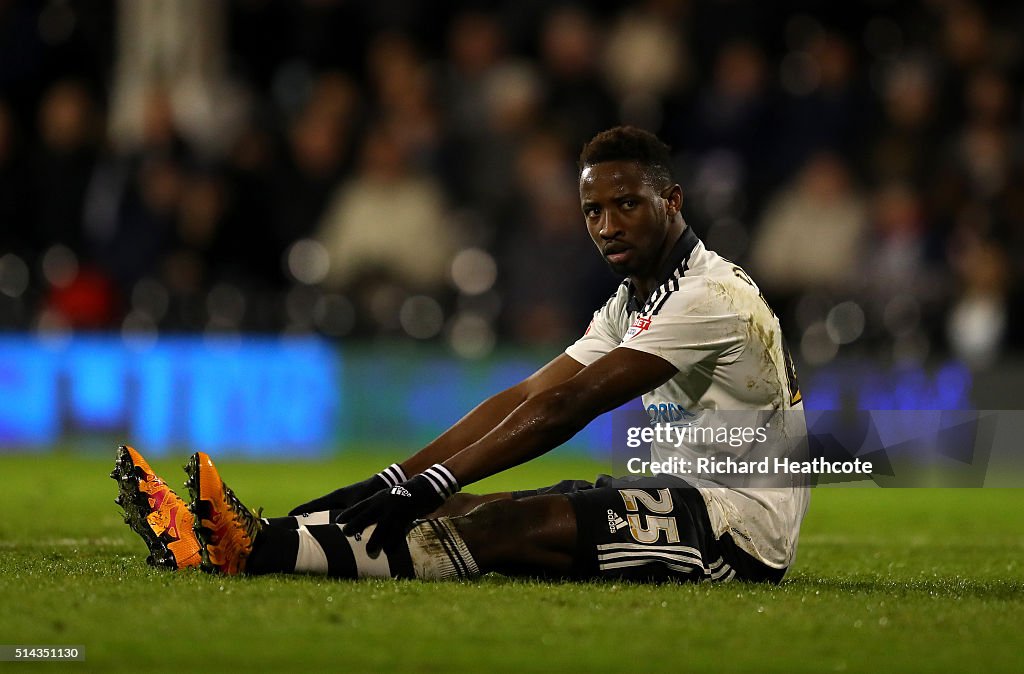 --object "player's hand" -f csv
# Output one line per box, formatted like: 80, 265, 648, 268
338, 464, 460, 556
288, 463, 407, 516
